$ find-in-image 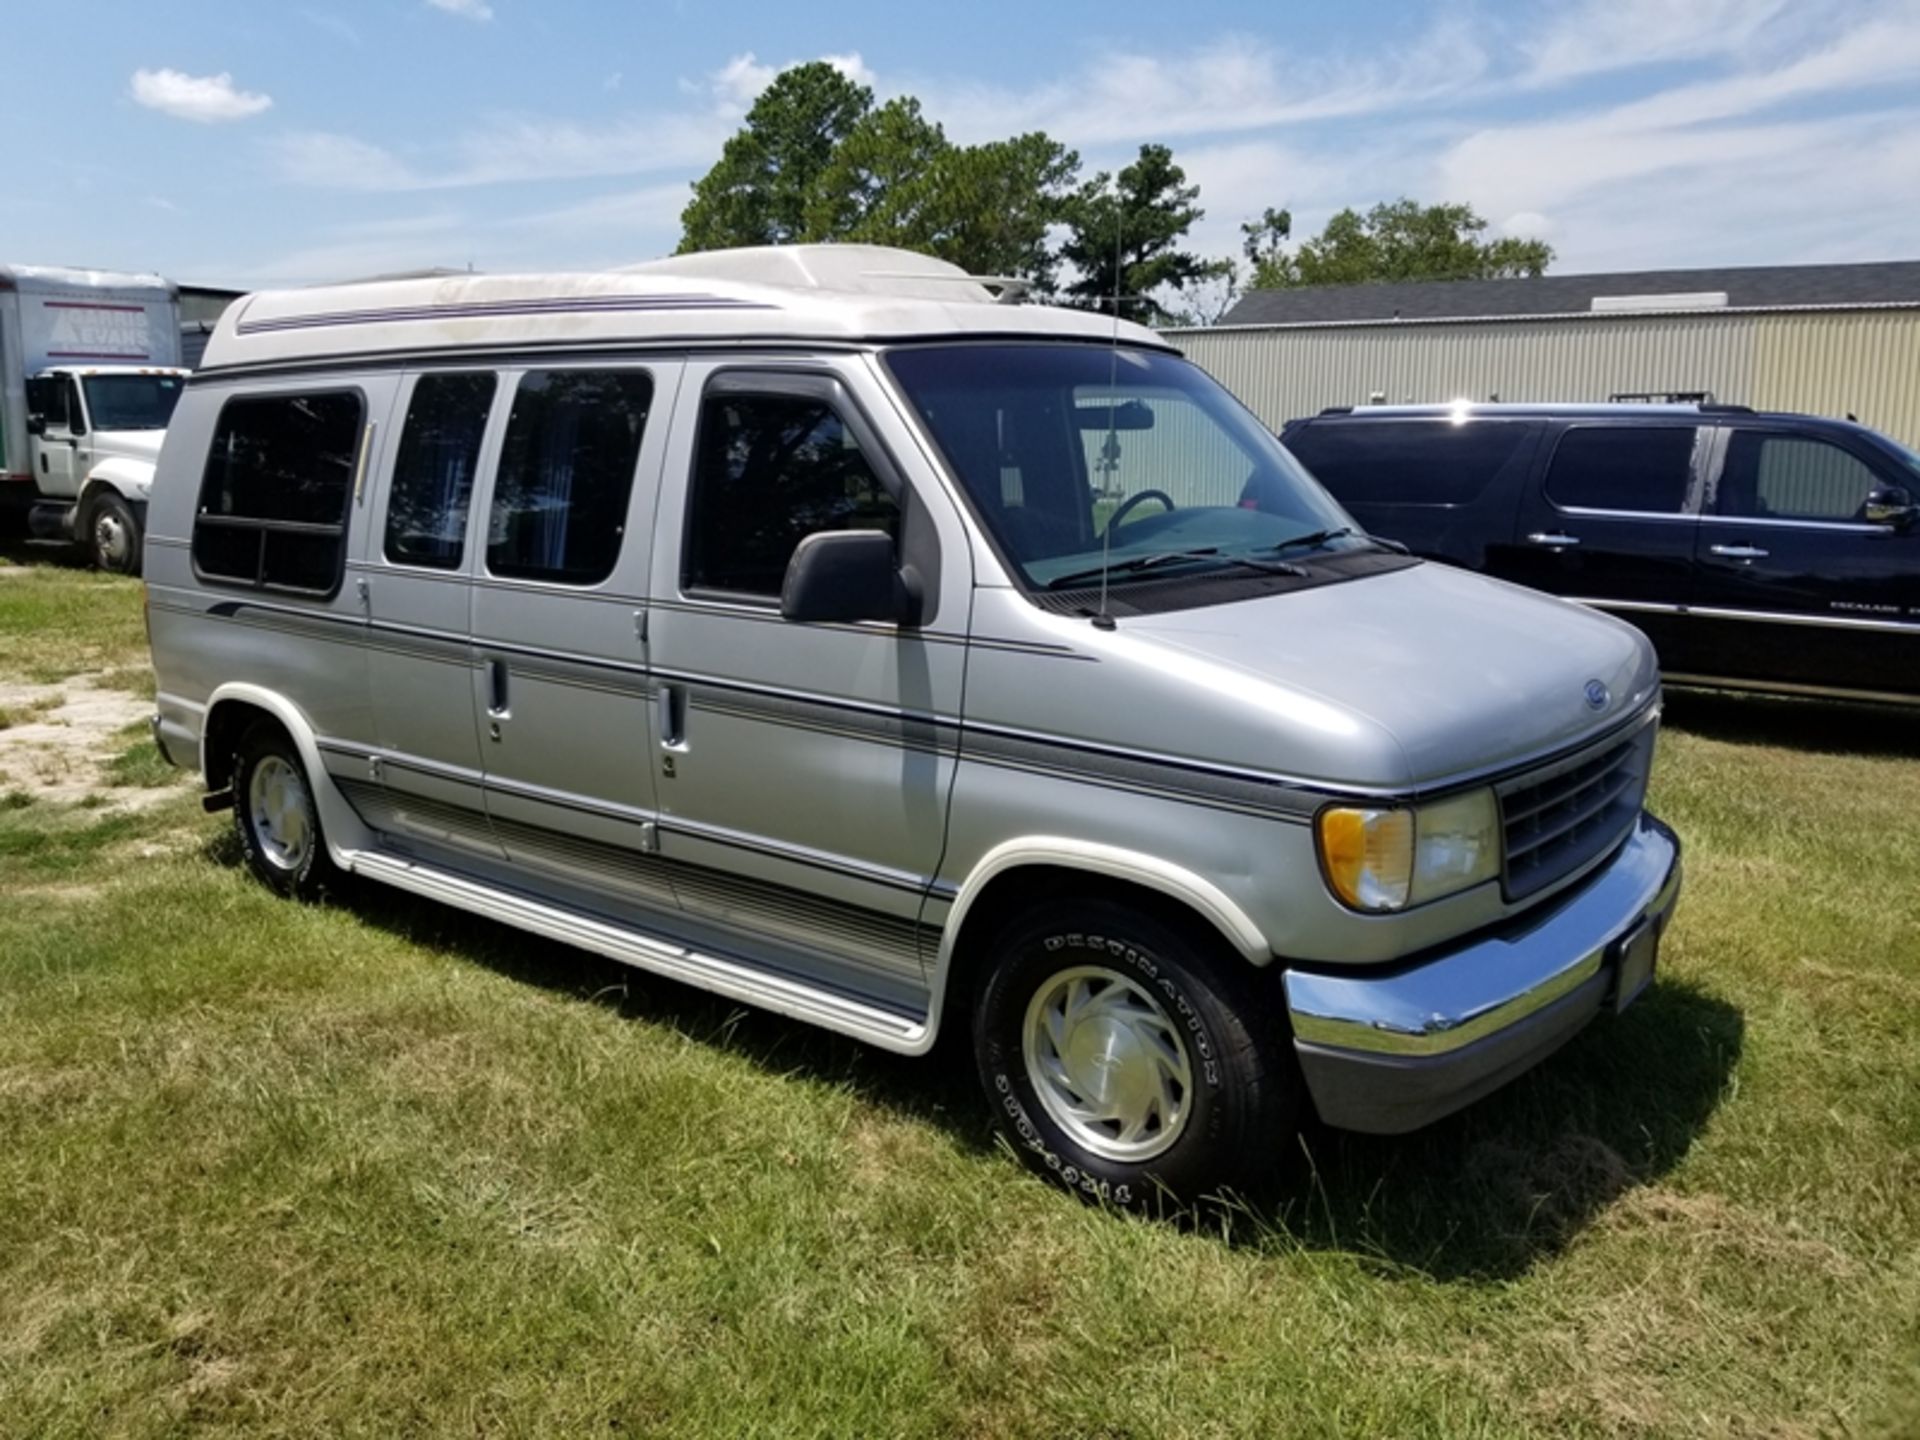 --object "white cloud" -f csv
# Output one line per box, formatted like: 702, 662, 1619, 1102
268, 132, 426, 190
704, 51, 877, 116
129, 68, 273, 123
922, 23, 1488, 147
425, 0, 493, 21
1520, 0, 1798, 86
